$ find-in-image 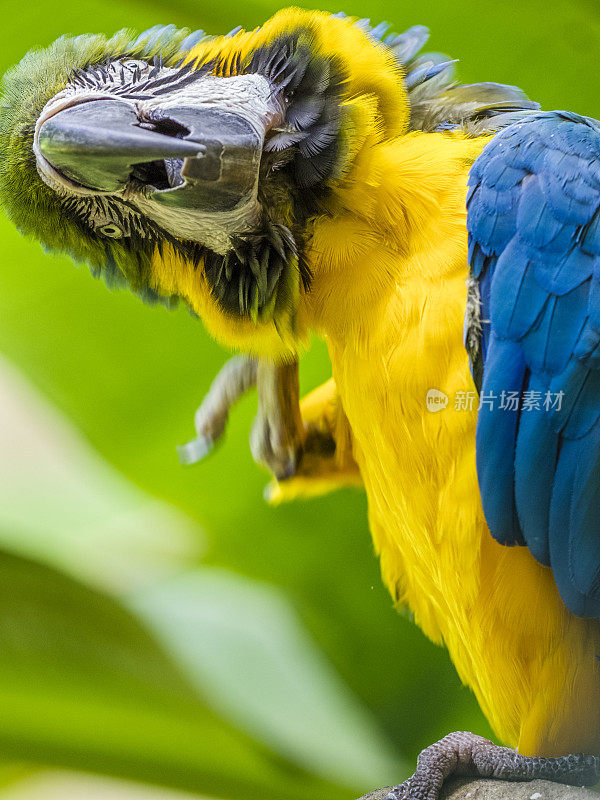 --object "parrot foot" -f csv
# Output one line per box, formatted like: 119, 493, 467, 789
249, 359, 305, 480
178, 356, 305, 480
177, 355, 258, 465
381, 732, 599, 800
